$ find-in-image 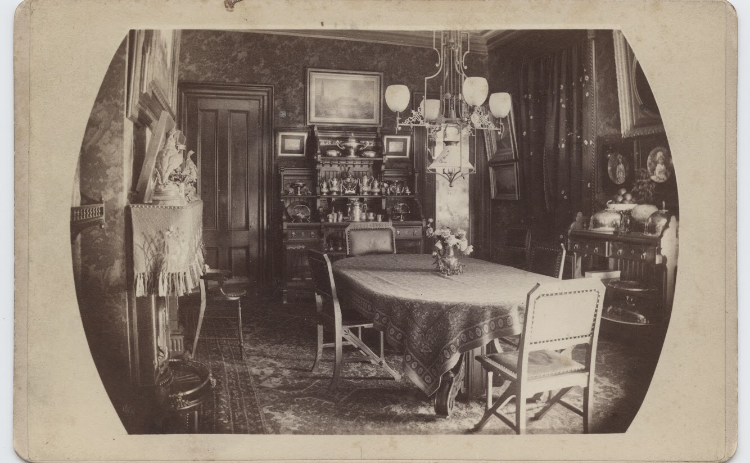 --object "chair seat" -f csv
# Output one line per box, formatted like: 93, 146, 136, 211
220, 284, 247, 299
477, 350, 585, 380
